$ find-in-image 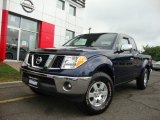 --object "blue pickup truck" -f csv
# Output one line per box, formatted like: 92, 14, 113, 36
21, 33, 152, 114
